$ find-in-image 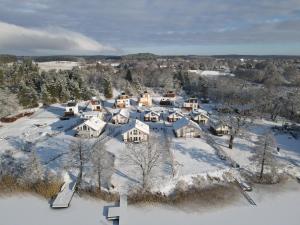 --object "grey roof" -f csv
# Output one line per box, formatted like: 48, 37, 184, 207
173, 117, 202, 131
122, 119, 150, 135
